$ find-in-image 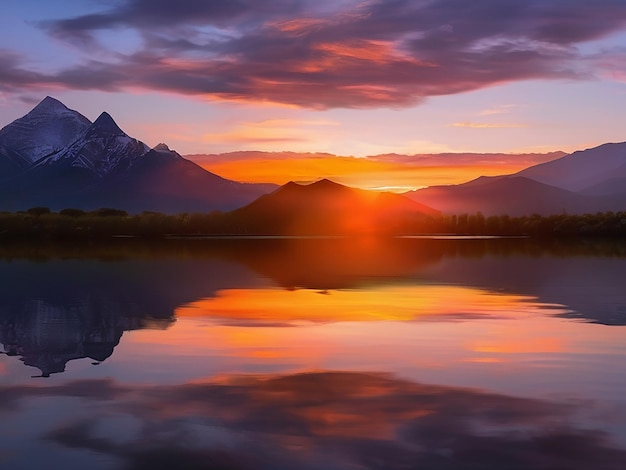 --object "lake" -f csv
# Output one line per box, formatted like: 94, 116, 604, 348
1, 237, 626, 469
